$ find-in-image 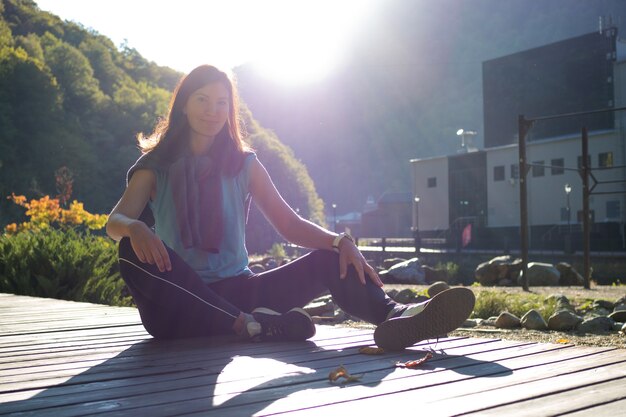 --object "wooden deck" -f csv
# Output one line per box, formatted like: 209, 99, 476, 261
1, 293, 625, 416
